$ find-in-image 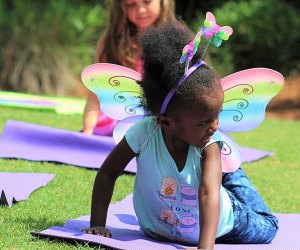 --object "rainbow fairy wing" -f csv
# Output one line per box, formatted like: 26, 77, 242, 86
219, 68, 284, 132
113, 115, 144, 144
81, 63, 144, 121
219, 129, 242, 173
